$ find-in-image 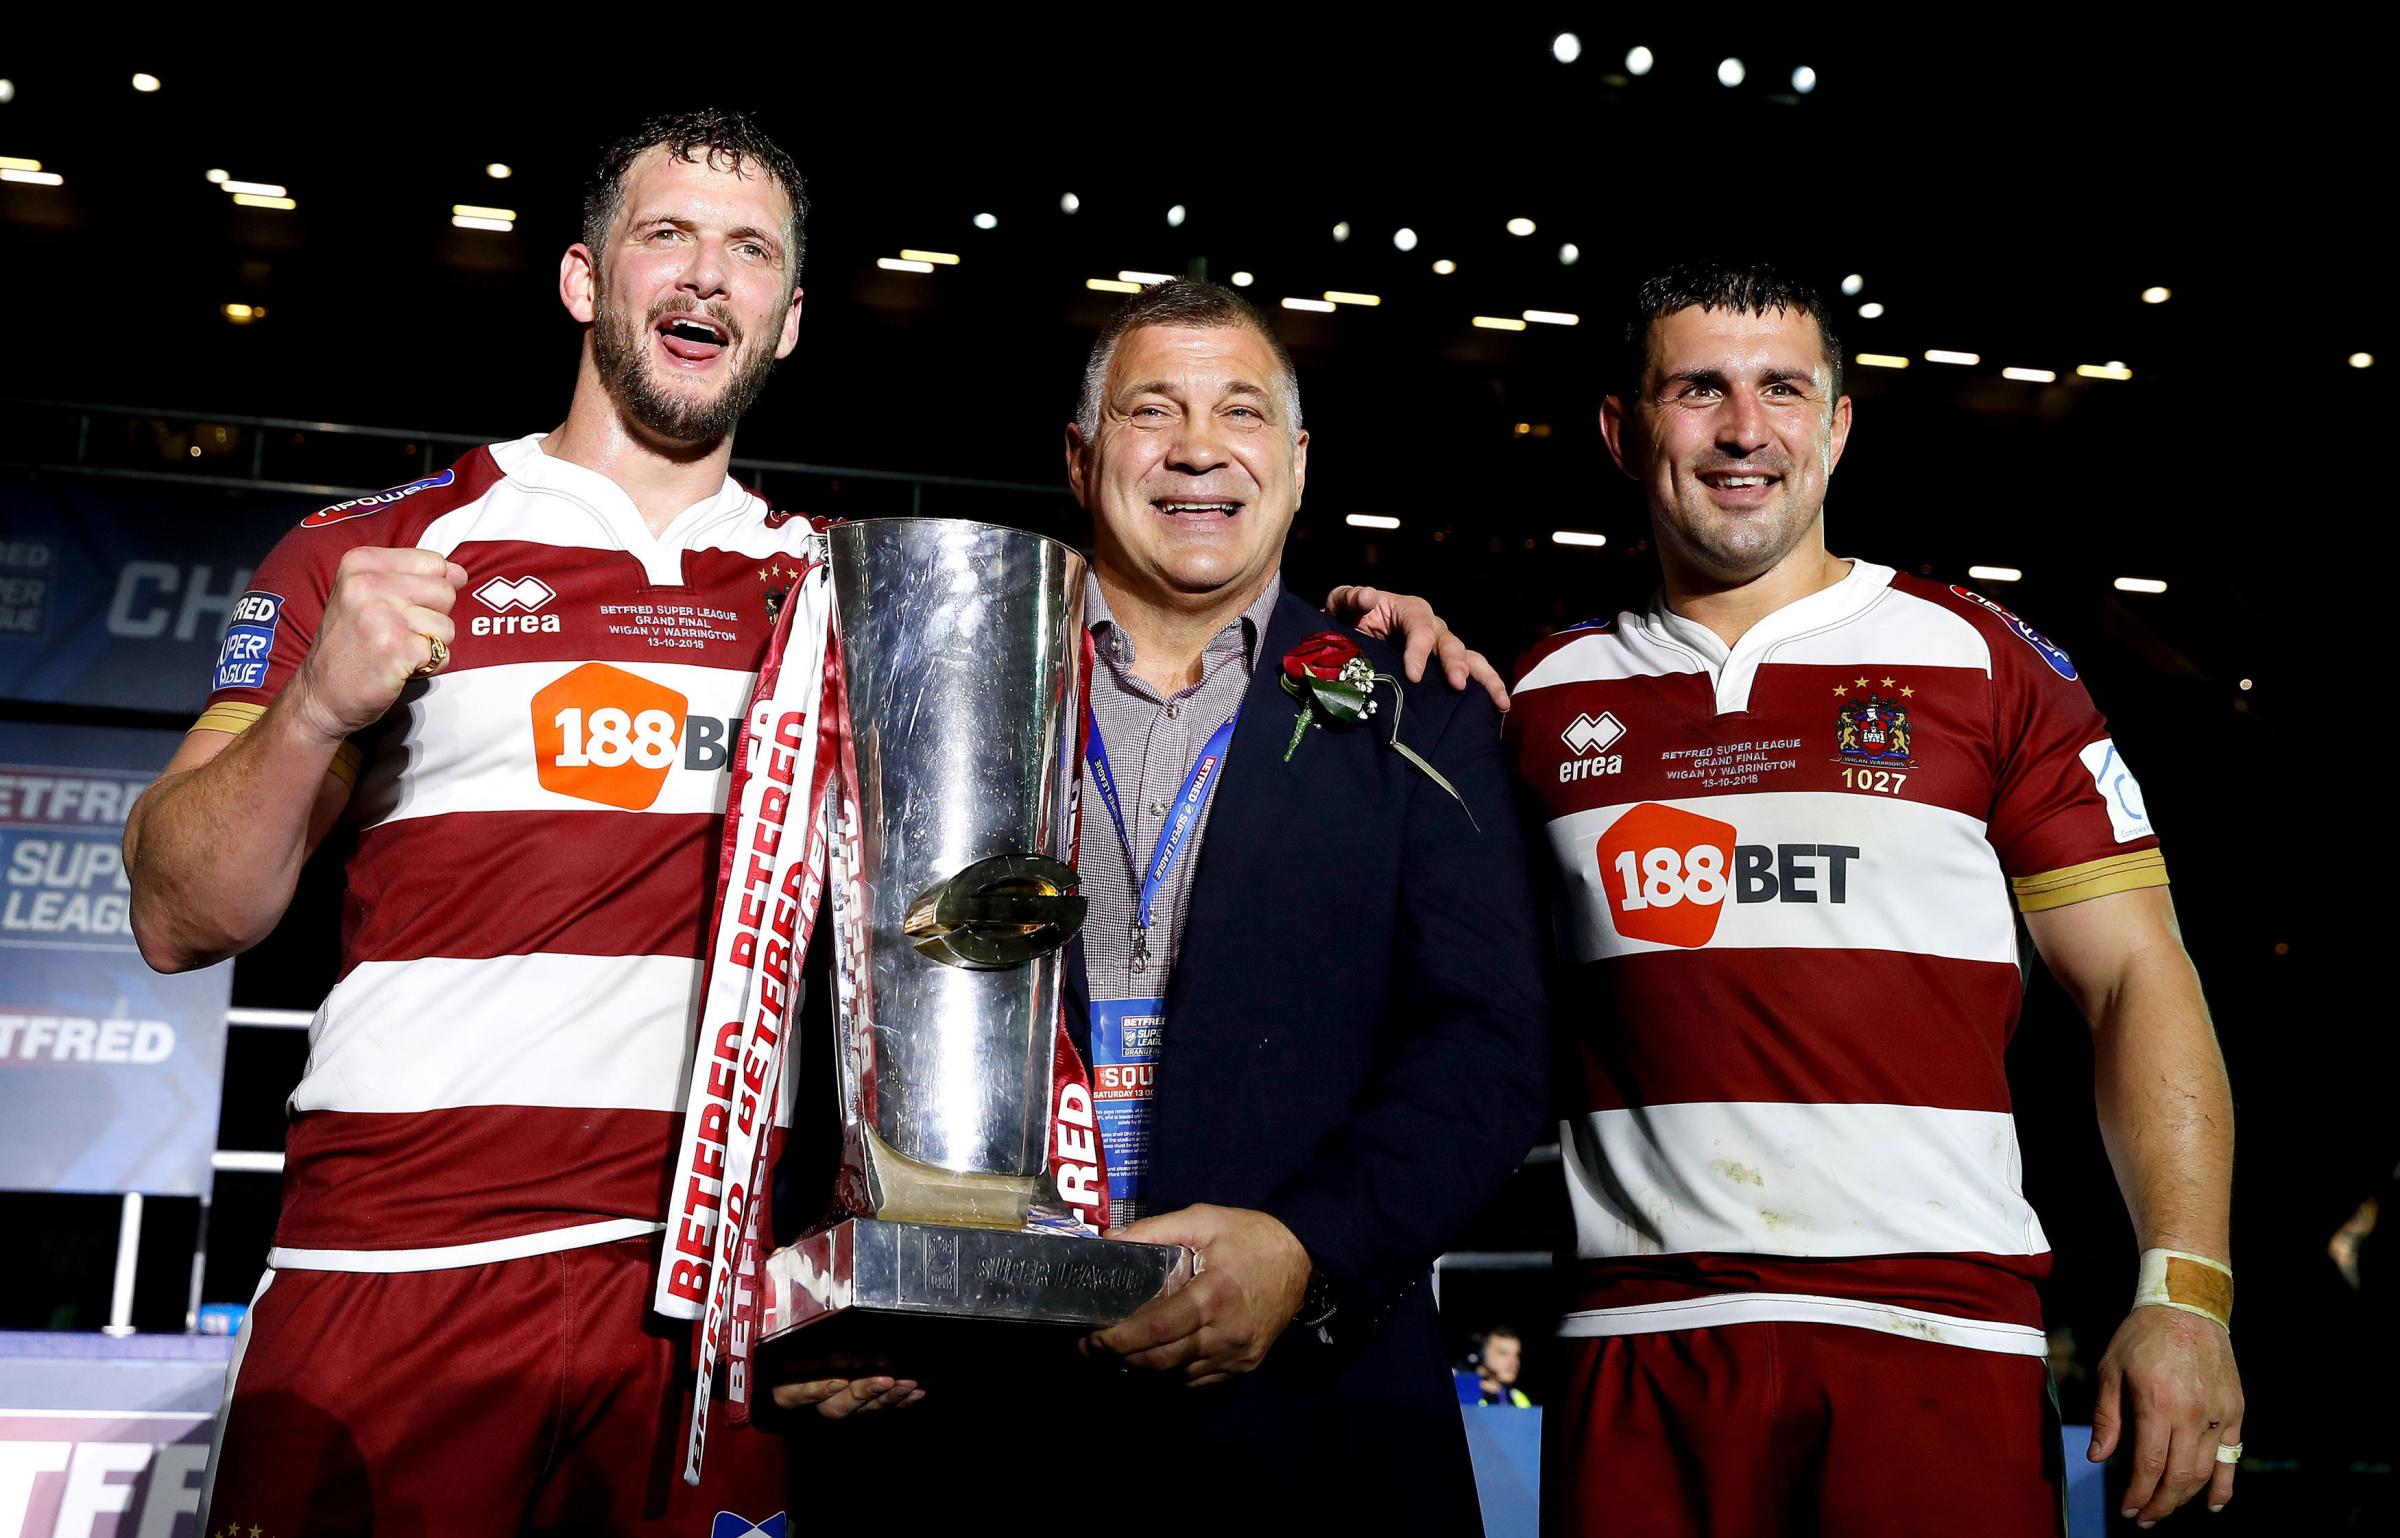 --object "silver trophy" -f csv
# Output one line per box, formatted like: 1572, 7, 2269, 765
757, 518, 1190, 1380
